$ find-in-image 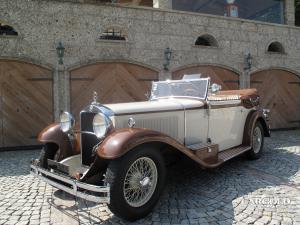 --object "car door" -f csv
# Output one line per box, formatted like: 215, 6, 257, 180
208, 102, 248, 151
185, 107, 209, 146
